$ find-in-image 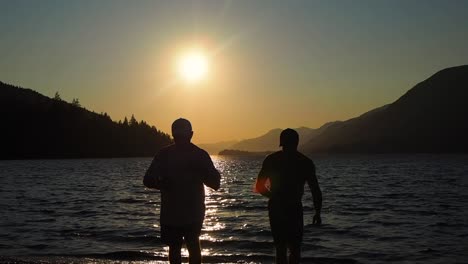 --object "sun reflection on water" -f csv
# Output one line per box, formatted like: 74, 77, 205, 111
203, 221, 225, 232
200, 233, 223, 242
161, 246, 212, 258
